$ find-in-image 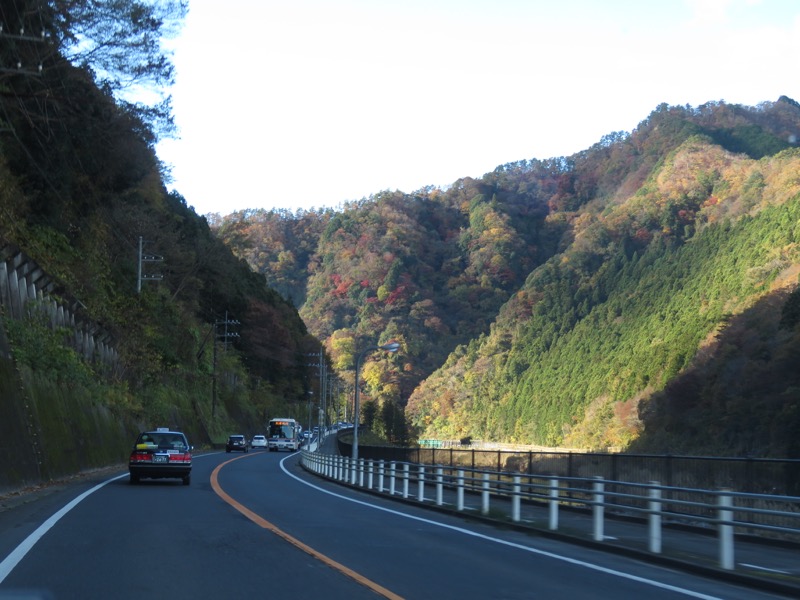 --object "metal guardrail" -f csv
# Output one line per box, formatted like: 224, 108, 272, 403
300, 451, 800, 574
